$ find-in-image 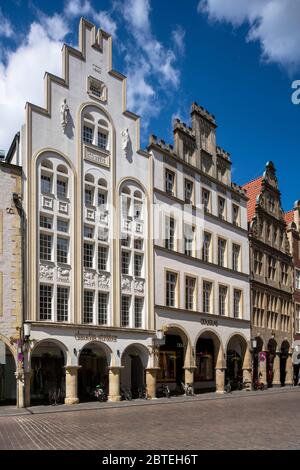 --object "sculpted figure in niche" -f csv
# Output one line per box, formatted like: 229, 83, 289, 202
61, 98, 69, 132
